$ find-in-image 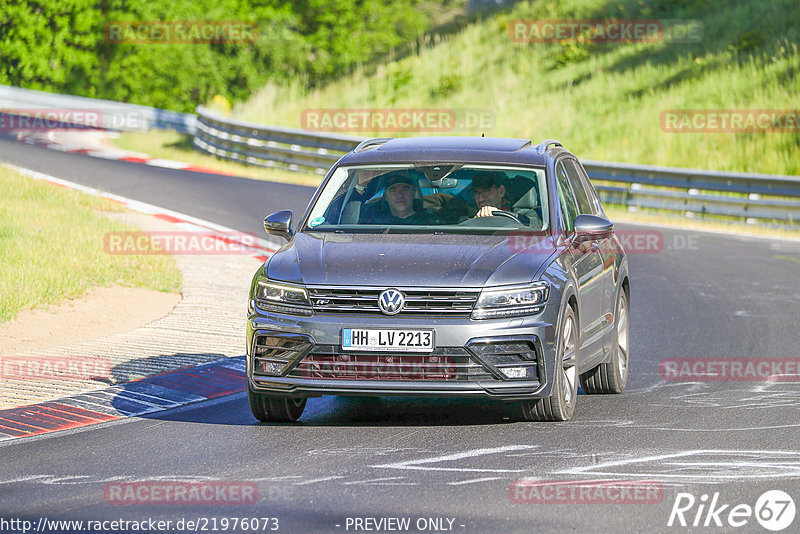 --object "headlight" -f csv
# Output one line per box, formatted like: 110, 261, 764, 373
471, 282, 549, 320
254, 279, 313, 316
